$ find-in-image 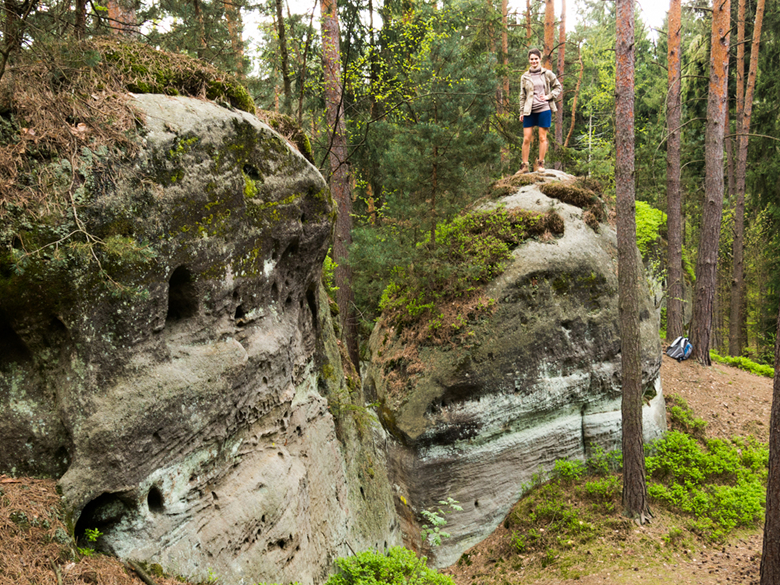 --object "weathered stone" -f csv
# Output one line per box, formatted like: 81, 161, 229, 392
0, 94, 399, 584
364, 170, 665, 567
